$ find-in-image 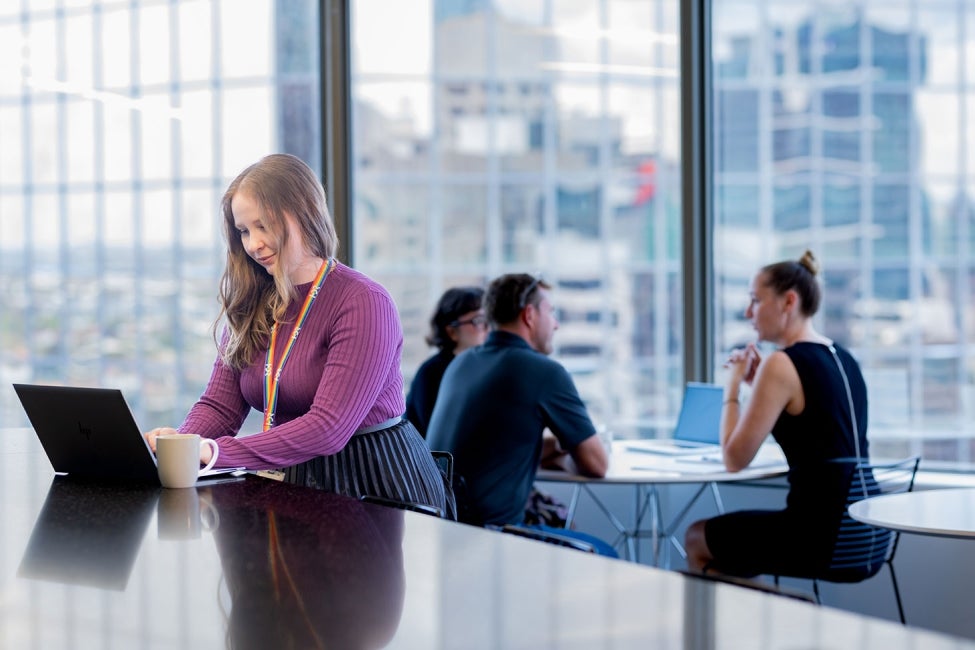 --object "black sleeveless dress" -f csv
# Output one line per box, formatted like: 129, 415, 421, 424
704, 342, 869, 577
